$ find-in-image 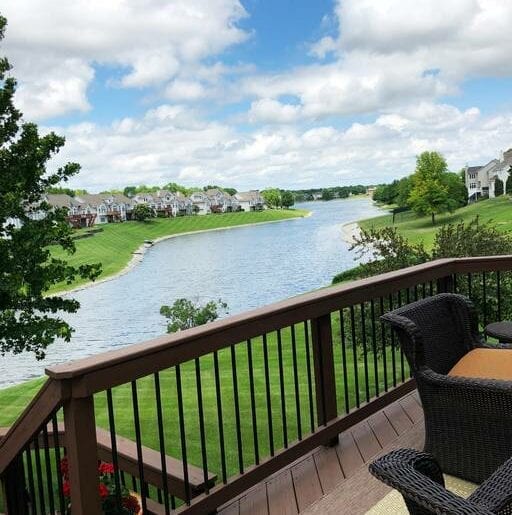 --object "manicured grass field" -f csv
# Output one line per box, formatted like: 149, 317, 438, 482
359, 196, 512, 249
50, 209, 308, 293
